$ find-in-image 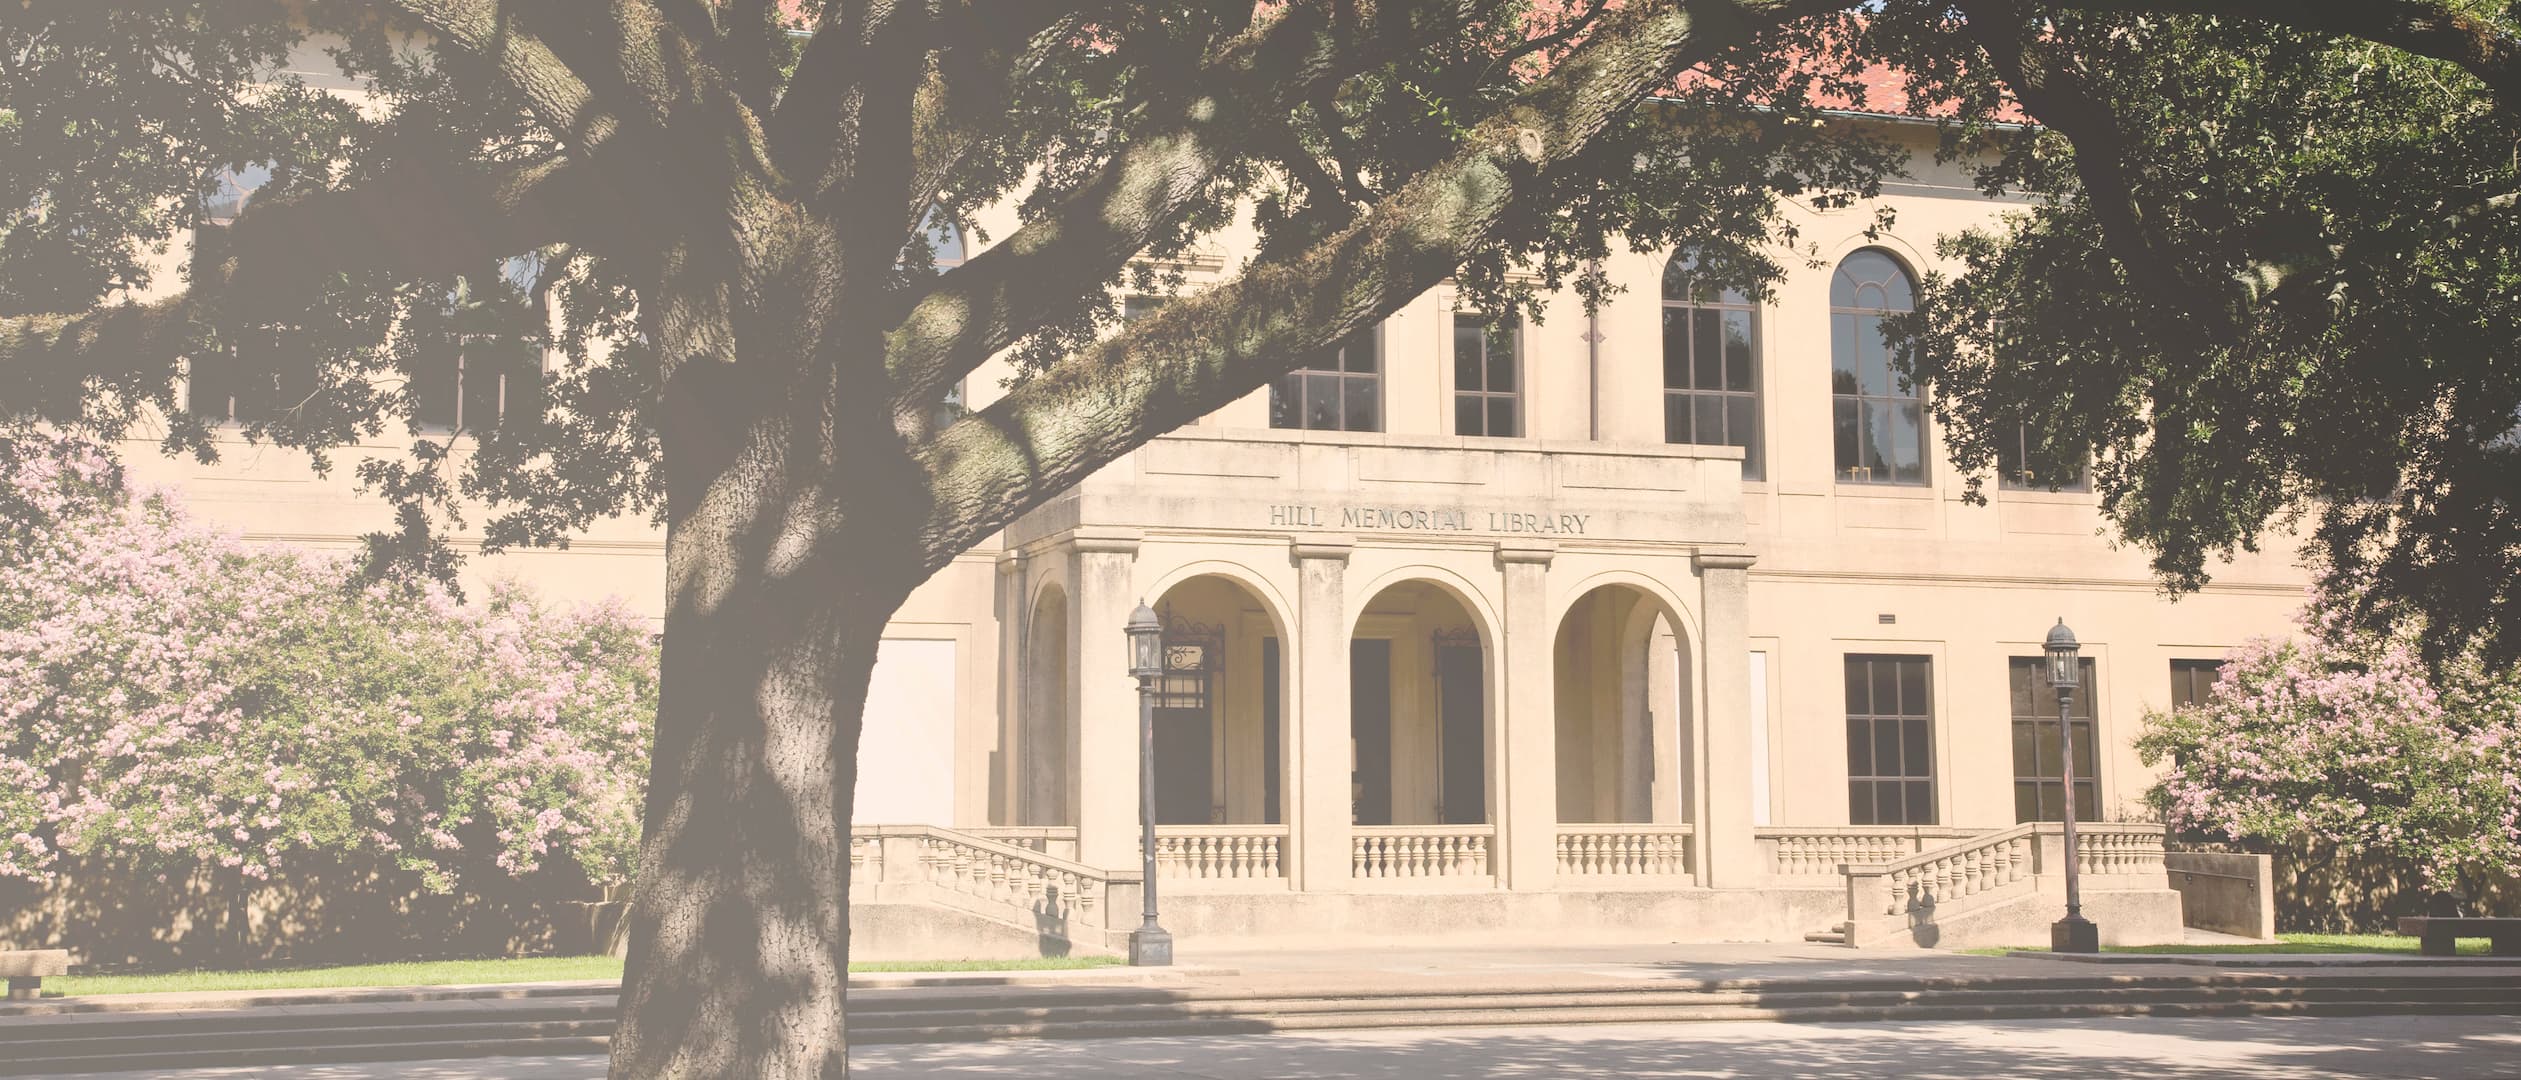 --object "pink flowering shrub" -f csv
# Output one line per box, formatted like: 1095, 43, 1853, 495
0, 435, 656, 892
2138, 599, 2521, 891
